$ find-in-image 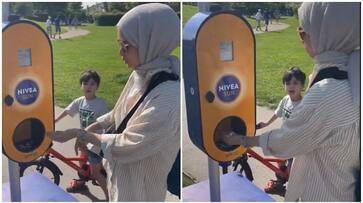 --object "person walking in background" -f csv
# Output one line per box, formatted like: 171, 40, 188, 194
45, 16, 53, 39
274, 9, 281, 24
67, 15, 72, 30
54, 15, 62, 39
263, 9, 270, 32
222, 2, 360, 201
255, 9, 263, 31
269, 9, 274, 25
72, 16, 79, 30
